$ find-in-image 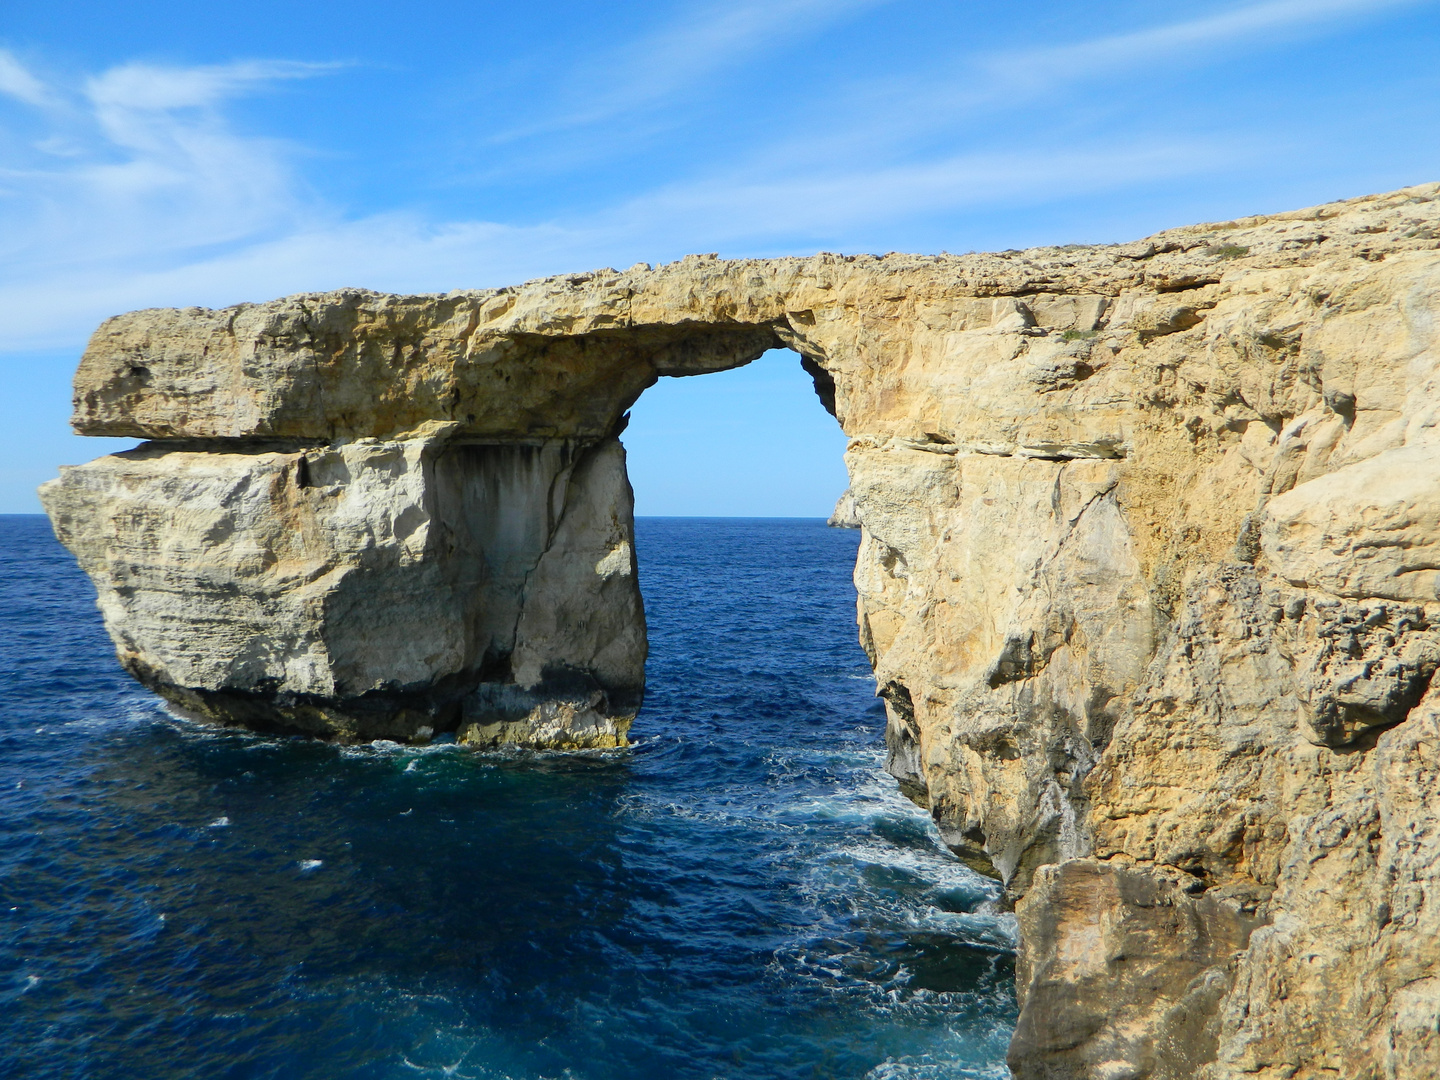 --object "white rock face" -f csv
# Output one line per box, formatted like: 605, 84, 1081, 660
827, 489, 860, 528
42, 431, 644, 745
44, 183, 1440, 1078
